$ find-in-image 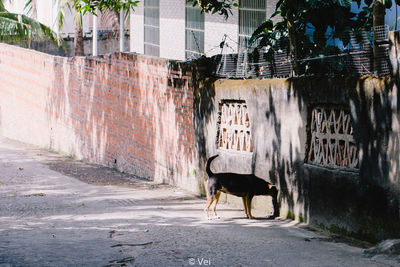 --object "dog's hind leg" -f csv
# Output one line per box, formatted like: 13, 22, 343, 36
213, 191, 221, 218
204, 195, 216, 220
